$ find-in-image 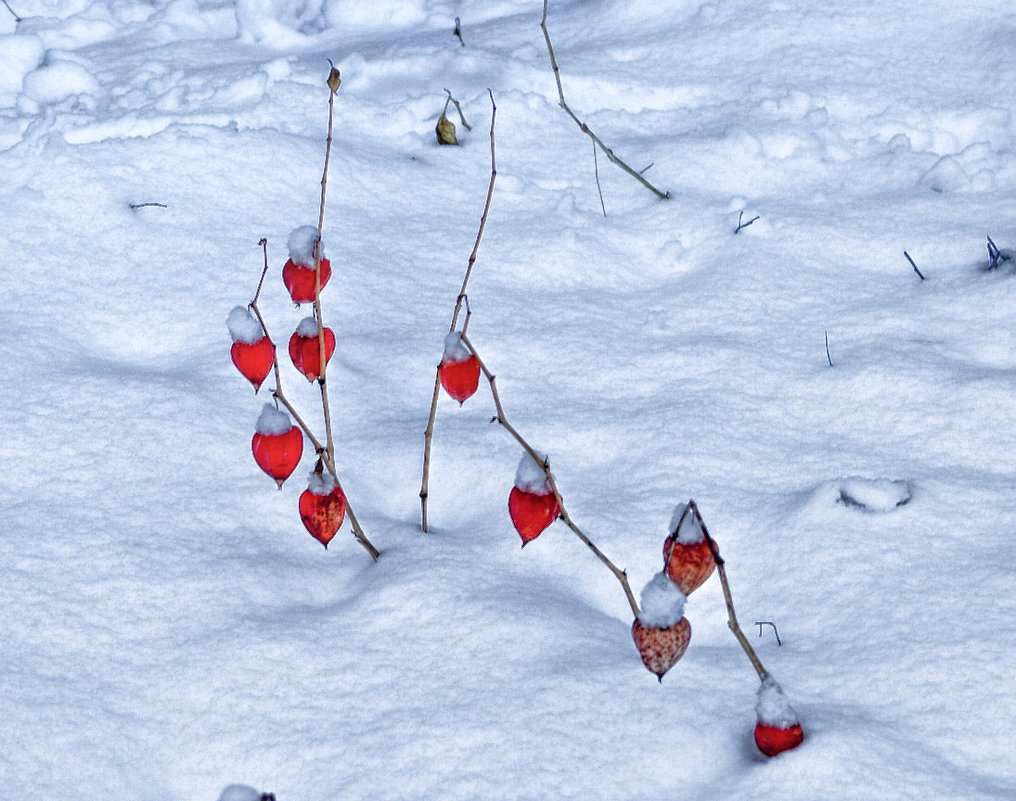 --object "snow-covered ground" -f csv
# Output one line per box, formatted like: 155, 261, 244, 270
2, 1, 1015, 798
